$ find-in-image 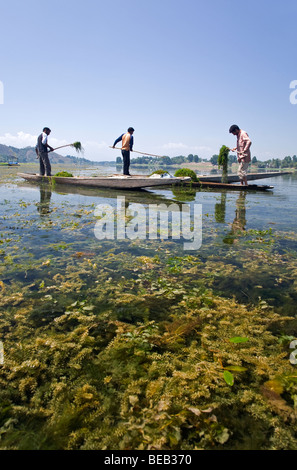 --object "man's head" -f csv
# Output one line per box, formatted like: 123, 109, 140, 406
128, 127, 134, 134
229, 125, 240, 136
43, 127, 51, 135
